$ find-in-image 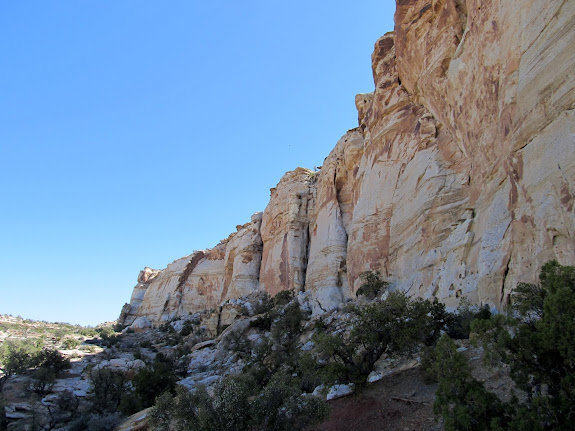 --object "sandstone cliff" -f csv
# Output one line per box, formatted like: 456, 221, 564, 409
119, 0, 575, 327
